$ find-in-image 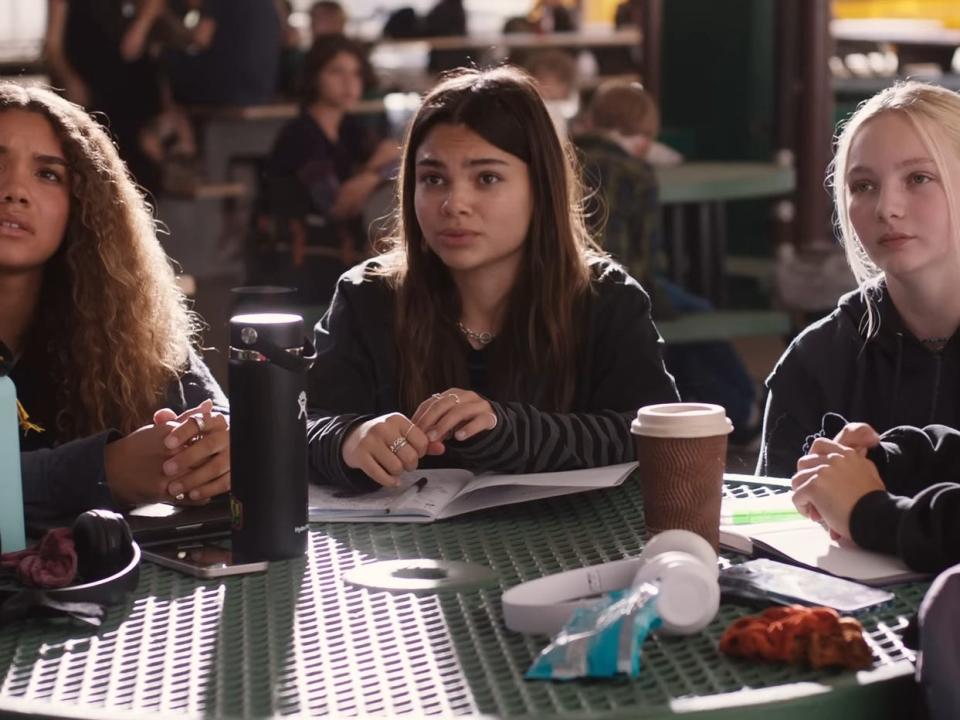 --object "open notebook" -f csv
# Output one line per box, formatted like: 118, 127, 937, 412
720, 494, 927, 587
308, 462, 637, 523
